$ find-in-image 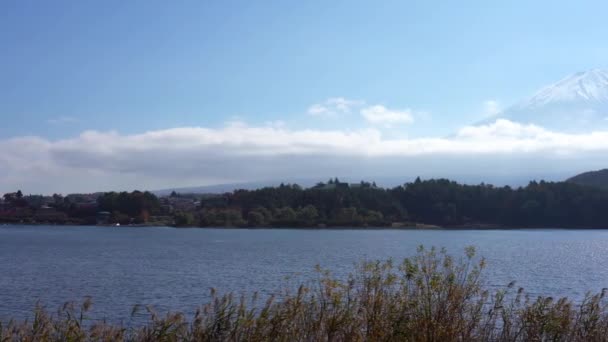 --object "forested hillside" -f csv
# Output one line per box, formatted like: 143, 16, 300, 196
567, 169, 608, 190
